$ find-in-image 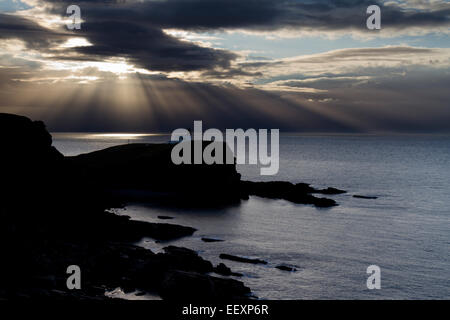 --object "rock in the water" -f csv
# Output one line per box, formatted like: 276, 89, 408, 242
213, 263, 243, 277
157, 216, 174, 220
219, 254, 267, 265
201, 237, 224, 243
353, 195, 378, 199
314, 187, 346, 195
294, 184, 345, 195
276, 265, 297, 272
241, 181, 339, 207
